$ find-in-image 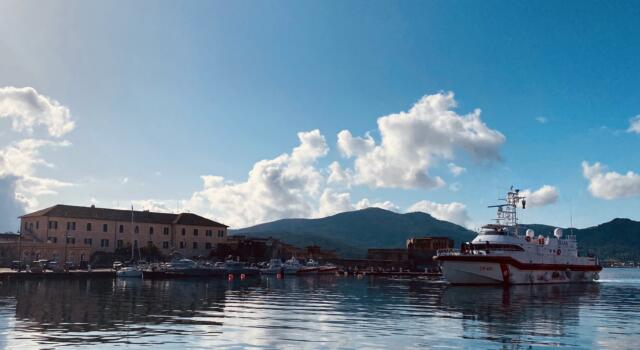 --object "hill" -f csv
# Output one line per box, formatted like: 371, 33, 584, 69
232, 207, 476, 258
